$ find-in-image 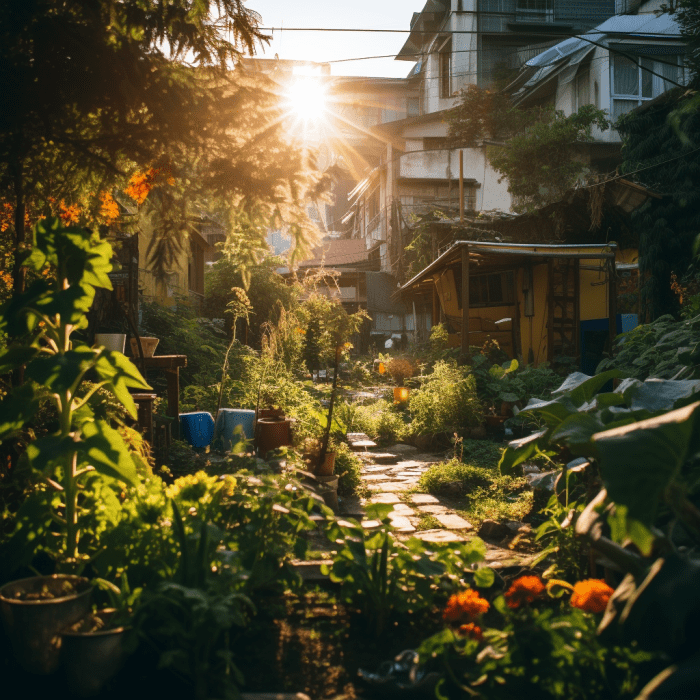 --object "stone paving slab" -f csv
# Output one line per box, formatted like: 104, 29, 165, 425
388, 515, 416, 533
413, 529, 466, 543
385, 443, 419, 455
363, 474, 400, 482
369, 453, 400, 464
396, 471, 424, 477
369, 481, 412, 492
362, 465, 392, 473
350, 440, 378, 450
391, 503, 415, 515
416, 504, 451, 514
409, 493, 440, 505
370, 493, 401, 504
361, 519, 382, 529
435, 513, 474, 531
